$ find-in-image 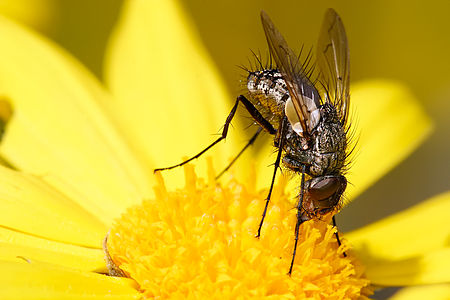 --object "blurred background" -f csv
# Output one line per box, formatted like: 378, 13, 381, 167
1, 0, 448, 297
